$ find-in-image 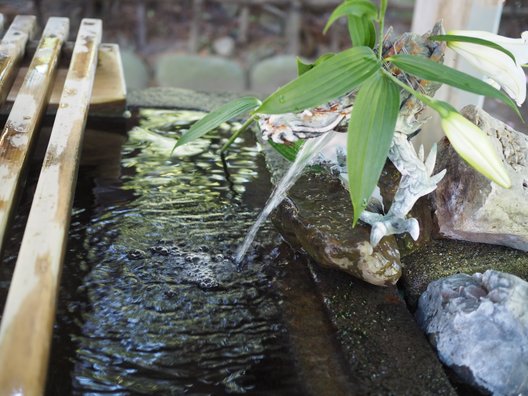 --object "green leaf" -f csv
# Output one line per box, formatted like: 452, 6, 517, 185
323, 1, 378, 34
347, 72, 399, 225
388, 54, 522, 119
257, 46, 379, 115
347, 15, 376, 47
429, 34, 516, 64
296, 53, 335, 76
174, 96, 261, 148
268, 139, 305, 161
